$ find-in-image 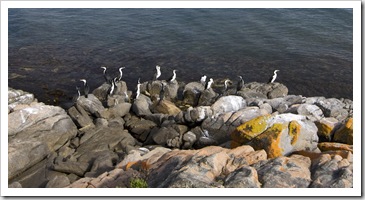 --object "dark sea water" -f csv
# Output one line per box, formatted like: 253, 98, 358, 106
8, 8, 353, 108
